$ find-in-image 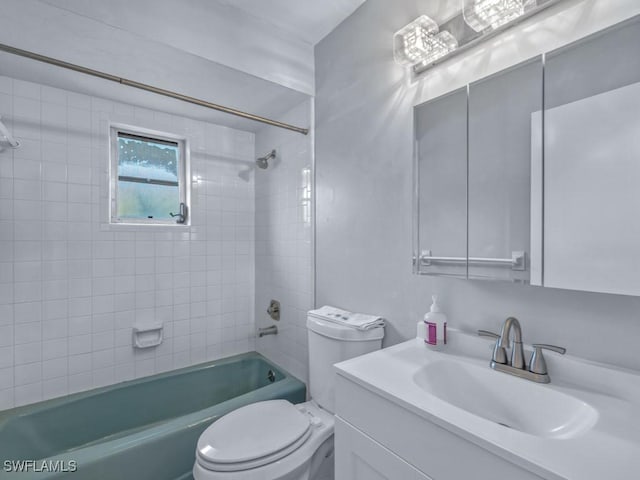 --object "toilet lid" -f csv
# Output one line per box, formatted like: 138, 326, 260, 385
197, 400, 312, 471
